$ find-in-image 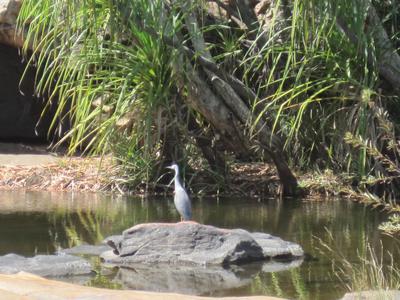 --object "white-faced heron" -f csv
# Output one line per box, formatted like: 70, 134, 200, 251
166, 163, 192, 221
